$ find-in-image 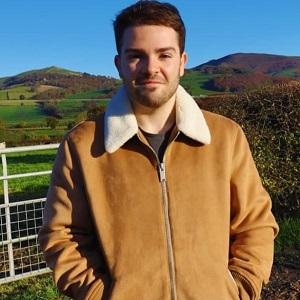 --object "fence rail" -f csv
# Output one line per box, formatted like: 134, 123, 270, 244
0, 142, 59, 284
